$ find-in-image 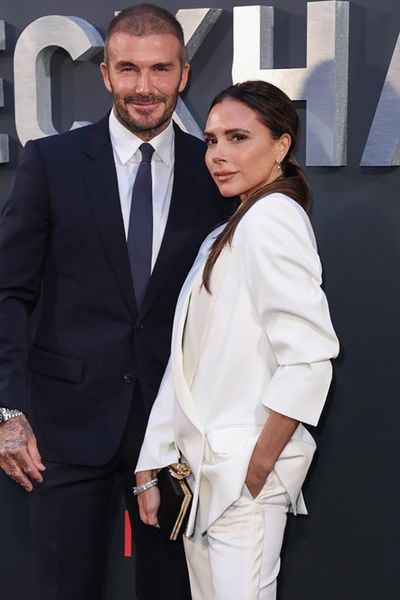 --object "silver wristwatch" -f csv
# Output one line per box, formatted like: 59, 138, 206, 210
0, 407, 24, 424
